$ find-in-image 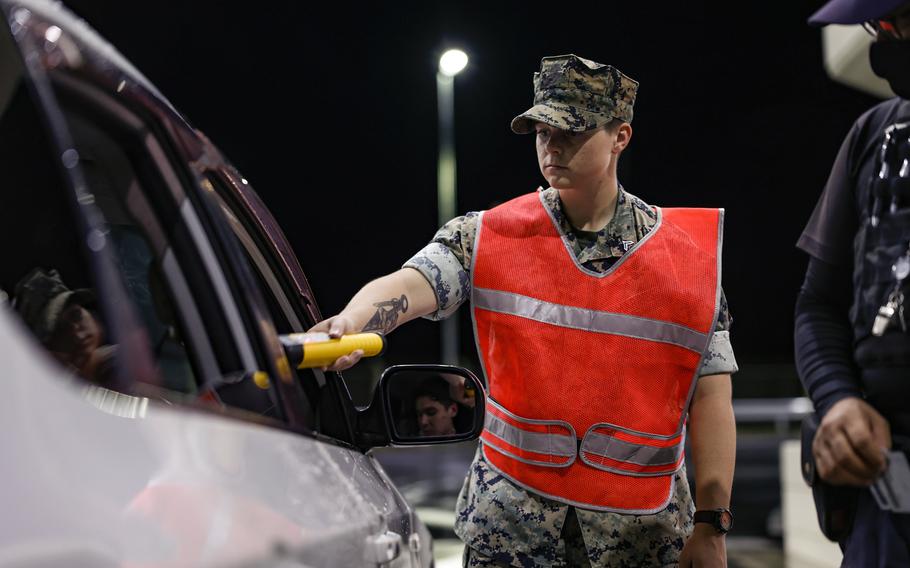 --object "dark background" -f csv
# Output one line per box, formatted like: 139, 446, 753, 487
62, 0, 879, 398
